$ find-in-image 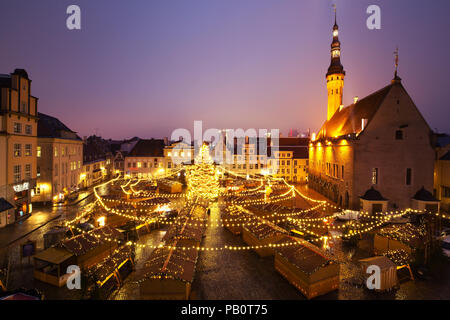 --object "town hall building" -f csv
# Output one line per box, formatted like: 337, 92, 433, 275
308, 13, 437, 213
